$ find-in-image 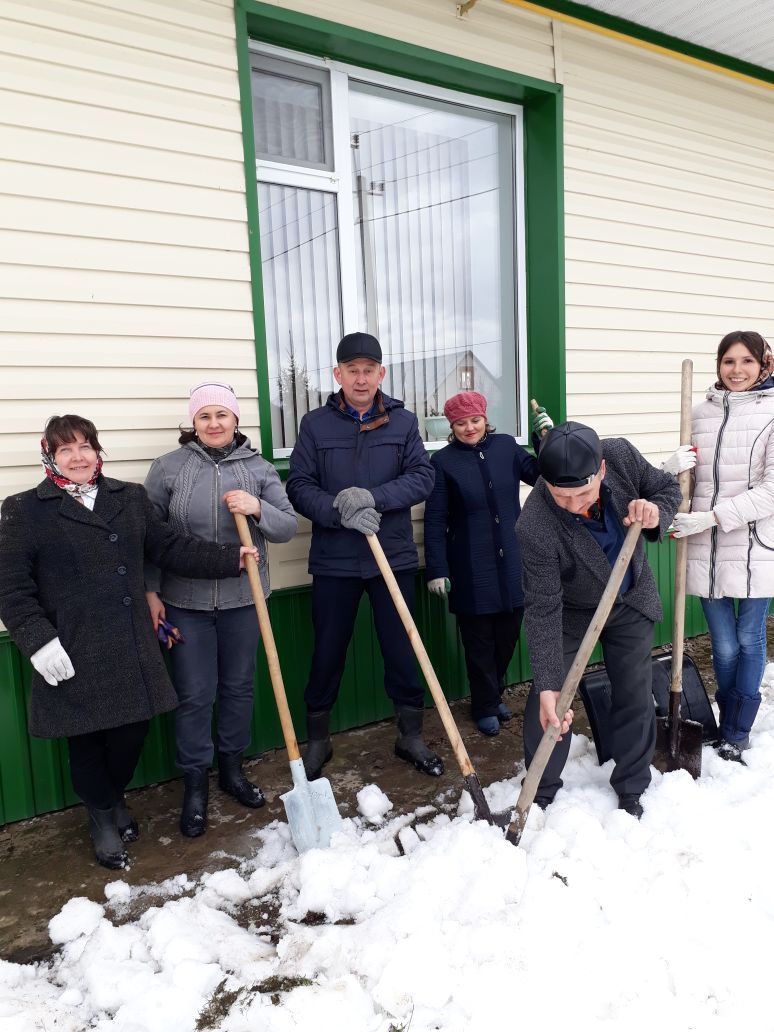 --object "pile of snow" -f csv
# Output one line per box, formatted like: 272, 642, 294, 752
5, 668, 774, 1031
